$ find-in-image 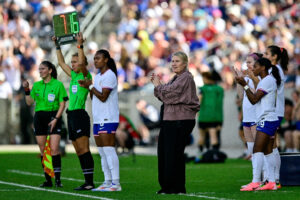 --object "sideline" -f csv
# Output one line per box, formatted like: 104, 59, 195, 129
8, 169, 102, 184
0, 180, 115, 200
181, 193, 235, 200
